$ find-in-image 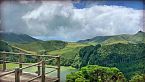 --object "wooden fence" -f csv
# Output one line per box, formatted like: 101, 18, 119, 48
0, 51, 60, 82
